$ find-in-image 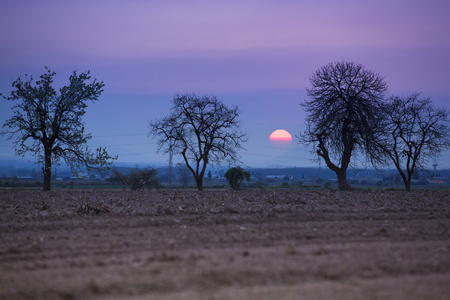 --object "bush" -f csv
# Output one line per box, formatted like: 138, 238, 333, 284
127, 167, 160, 191
224, 167, 250, 190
